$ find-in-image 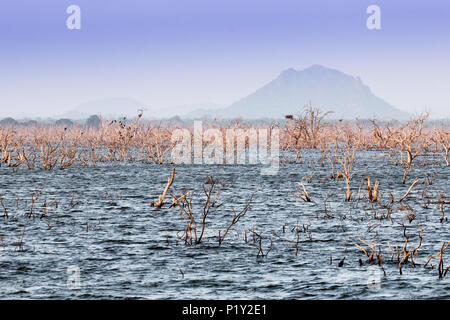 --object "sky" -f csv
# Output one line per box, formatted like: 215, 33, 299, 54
0, 0, 449, 118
